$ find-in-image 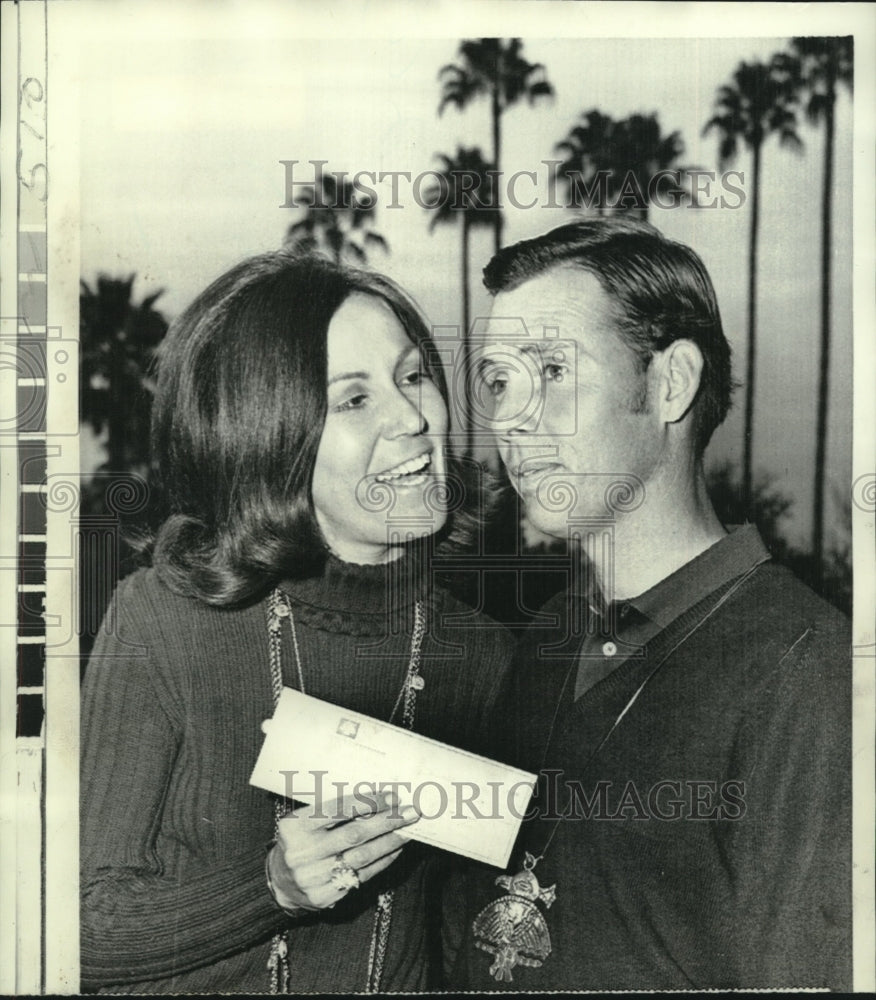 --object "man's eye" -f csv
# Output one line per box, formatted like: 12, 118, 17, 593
482, 370, 508, 397
544, 362, 567, 383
